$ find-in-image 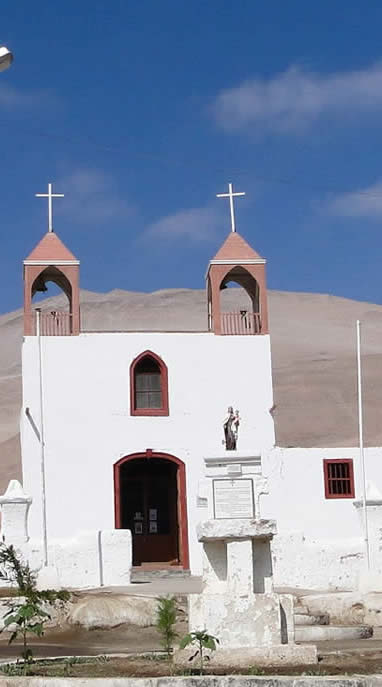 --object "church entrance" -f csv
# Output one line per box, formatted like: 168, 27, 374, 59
114, 452, 189, 569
